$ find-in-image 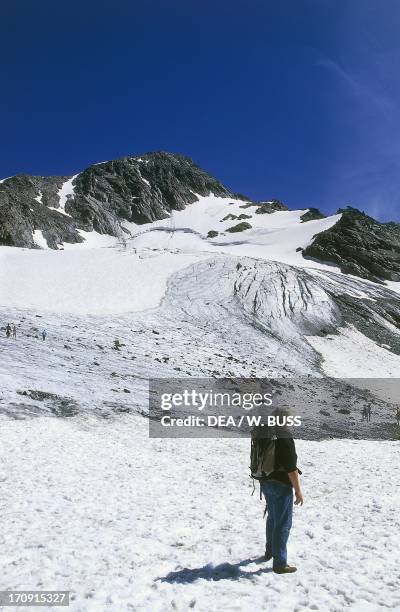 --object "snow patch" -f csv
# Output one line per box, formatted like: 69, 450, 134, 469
306, 324, 400, 377
57, 174, 78, 211
47, 206, 72, 218
385, 280, 400, 295
64, 229, 119, 249
32, 230, 48, 249
34, 191, 43, 204
136, 167, 150, 187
